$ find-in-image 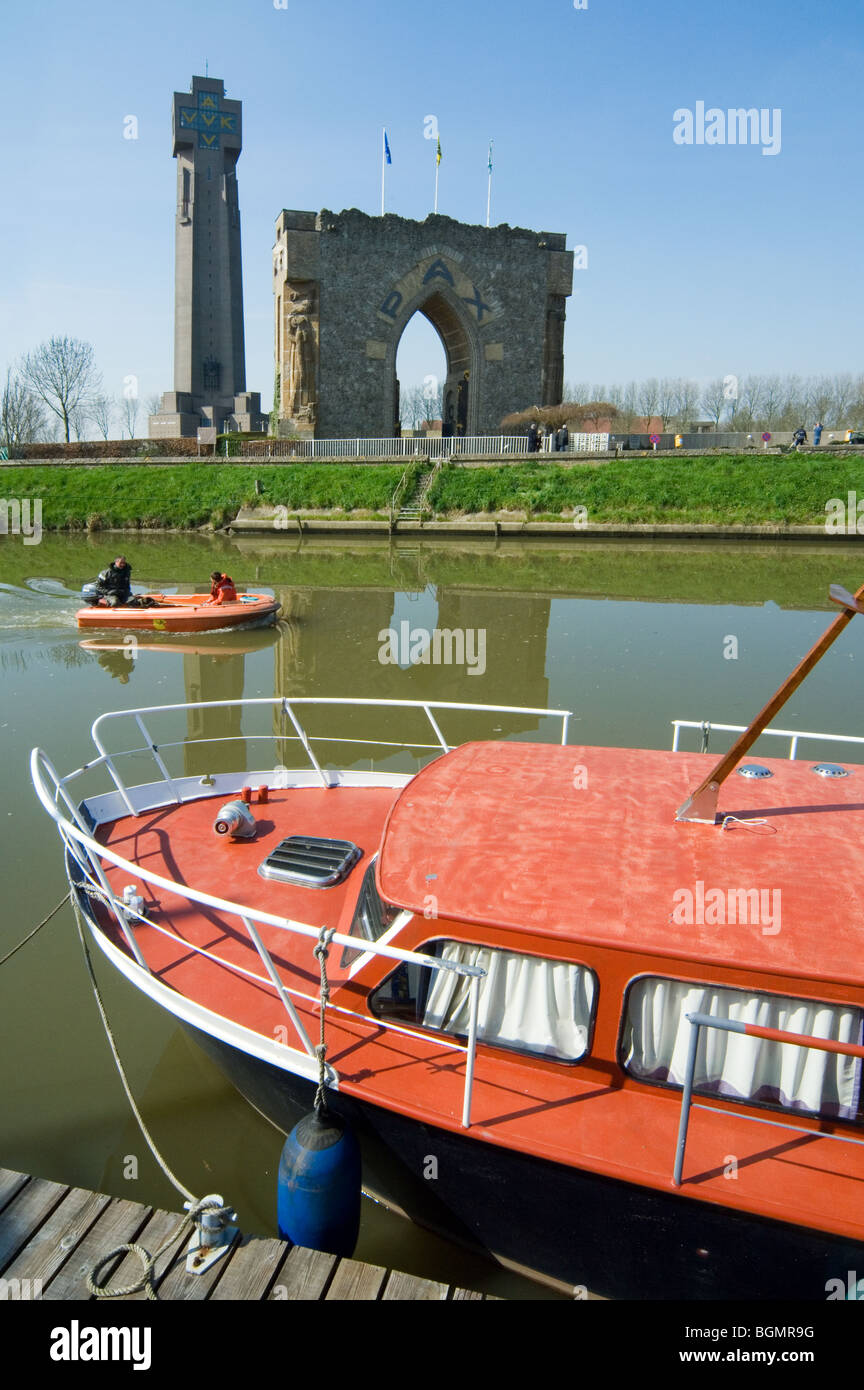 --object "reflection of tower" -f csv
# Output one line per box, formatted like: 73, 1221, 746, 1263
183, 652, 247, 775
149, 75, 267, 439
272, 582, 552, 754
